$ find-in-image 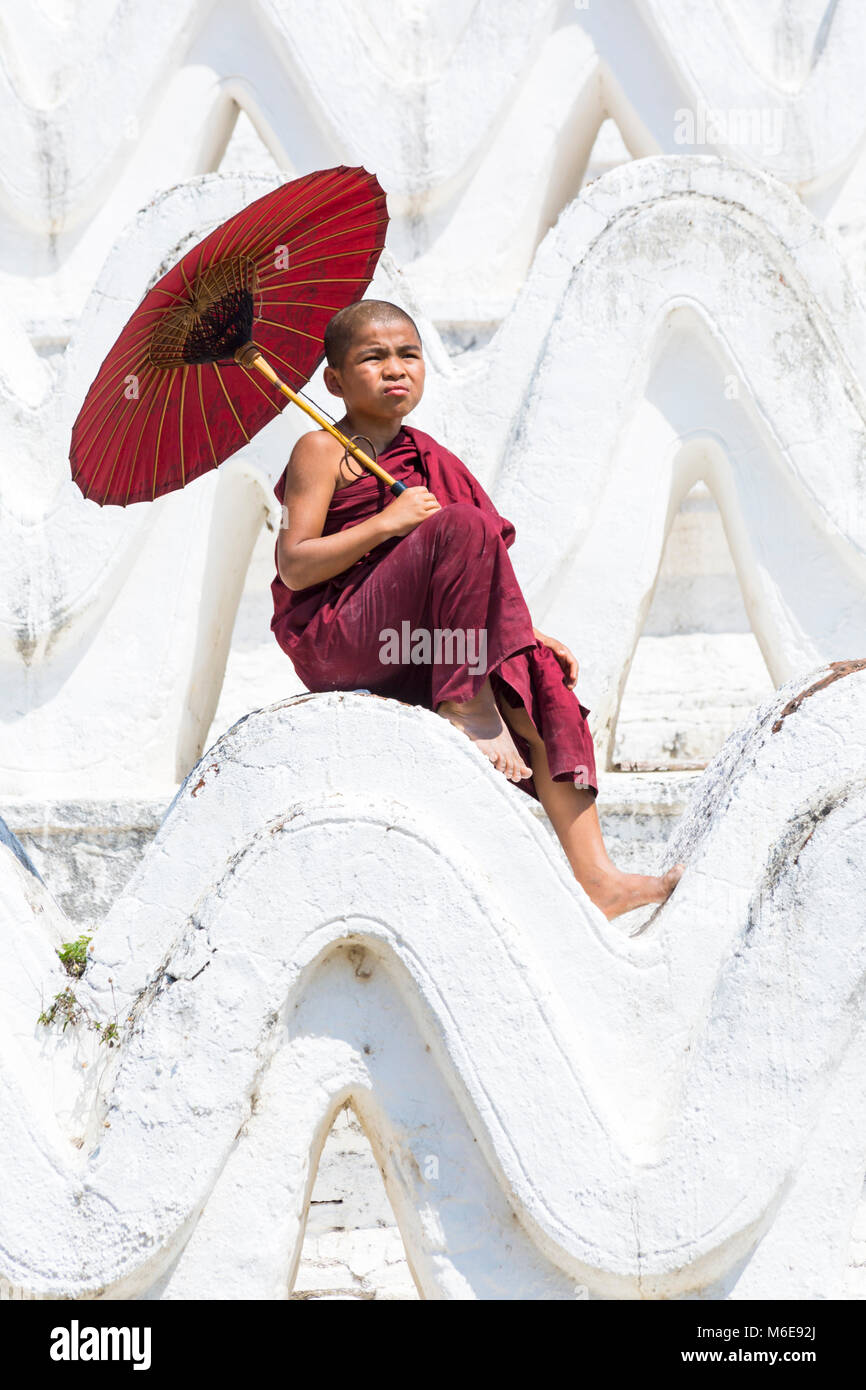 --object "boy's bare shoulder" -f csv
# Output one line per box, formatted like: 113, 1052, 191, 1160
285, 428, 343, 486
